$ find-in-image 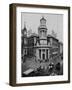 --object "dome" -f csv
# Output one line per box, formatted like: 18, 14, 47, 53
40, 16, 46, 22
